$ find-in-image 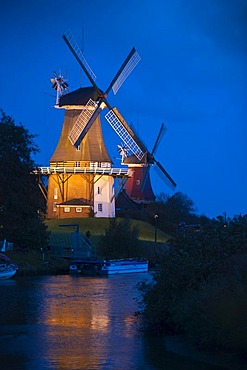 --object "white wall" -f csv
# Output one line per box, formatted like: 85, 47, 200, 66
93, 175, 115, 218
